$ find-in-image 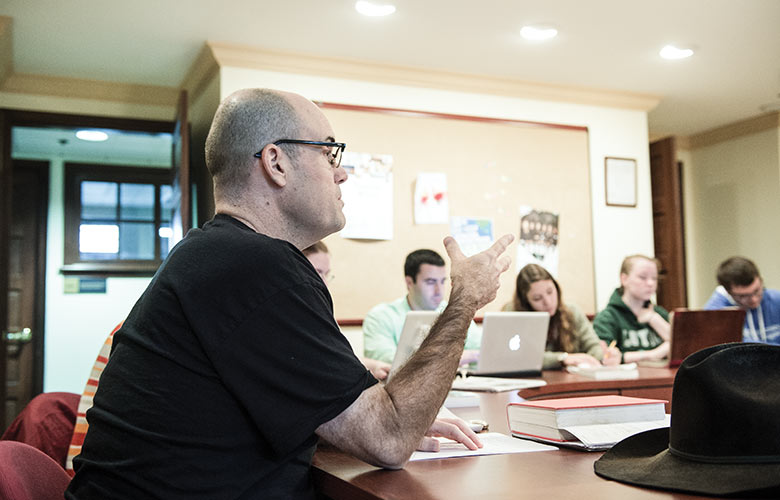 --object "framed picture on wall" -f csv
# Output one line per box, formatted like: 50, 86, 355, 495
604, 157, 637, 207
